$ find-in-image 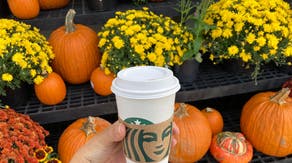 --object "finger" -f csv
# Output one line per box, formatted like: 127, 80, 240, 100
172, 122, 180, 136
171, 138, 178, 147
171, 122, 179, 147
